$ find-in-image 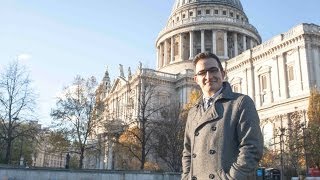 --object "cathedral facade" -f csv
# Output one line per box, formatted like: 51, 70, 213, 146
93, 0, 320, 170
